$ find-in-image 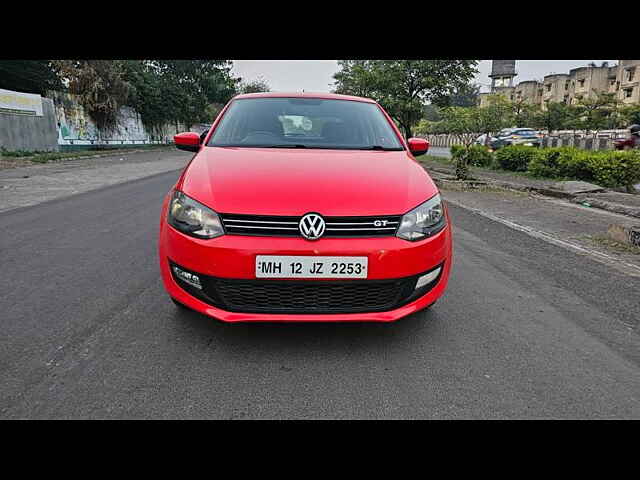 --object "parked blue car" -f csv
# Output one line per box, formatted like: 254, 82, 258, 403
490, 128, 541, 150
